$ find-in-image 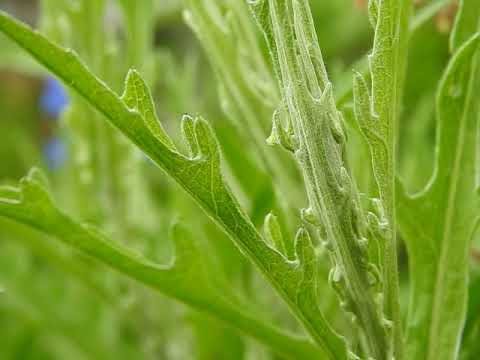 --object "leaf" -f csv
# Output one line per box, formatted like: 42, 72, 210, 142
336, 0, 449, 108
121, 69, 176, 150
396, 11, 480, 357
0, 11, 342, 359
184, 0, 278, 133
184, 0, 302, 230
264, 212, 288, 257
249, 0, 392, 358
353, 0, 413, 356
0, 168, 324, 360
